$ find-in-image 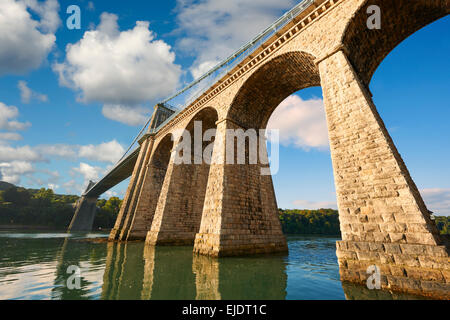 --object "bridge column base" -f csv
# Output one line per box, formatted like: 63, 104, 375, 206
68, 195, 98, 232
336, 240, 450, 300
193, 233, 288, 257
146, 231, 197, 246
126, 229, 150, 241
192, 118, 288, 257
